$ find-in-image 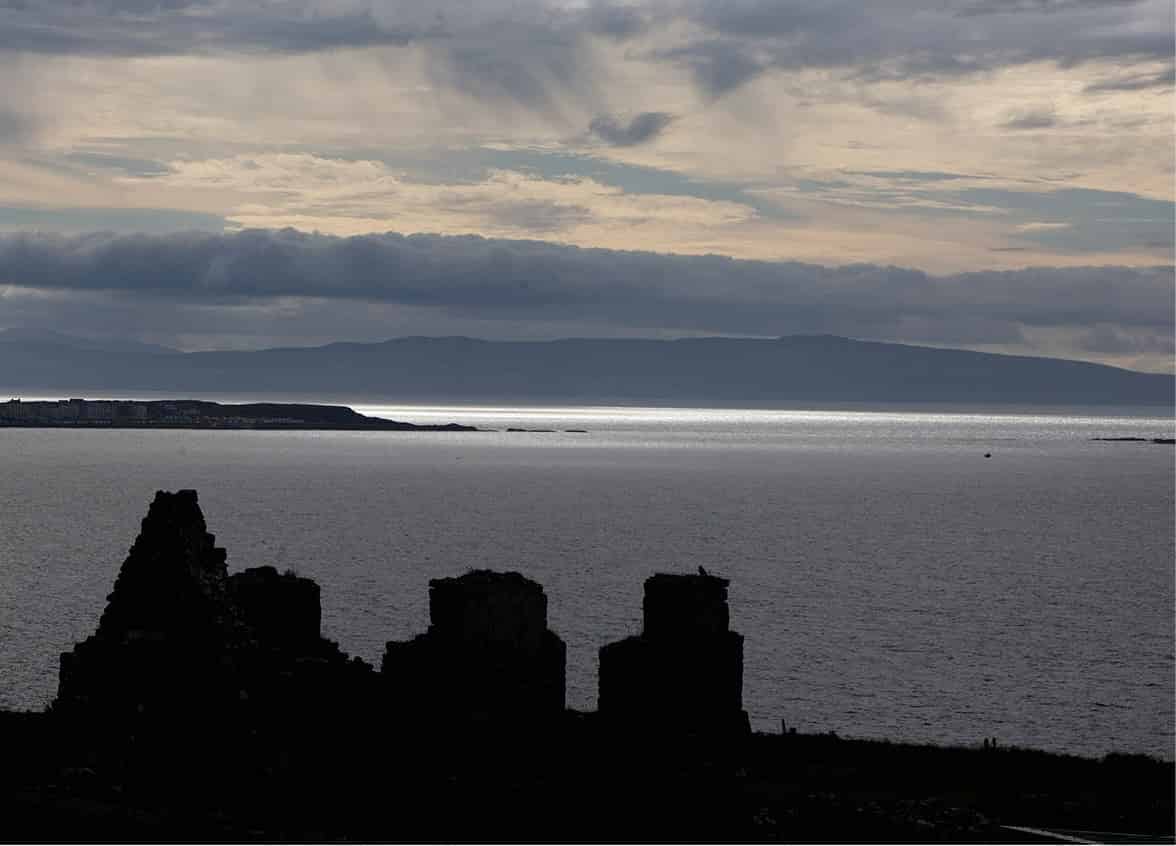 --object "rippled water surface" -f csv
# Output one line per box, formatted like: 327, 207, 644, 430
1, 404, 1172, 758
